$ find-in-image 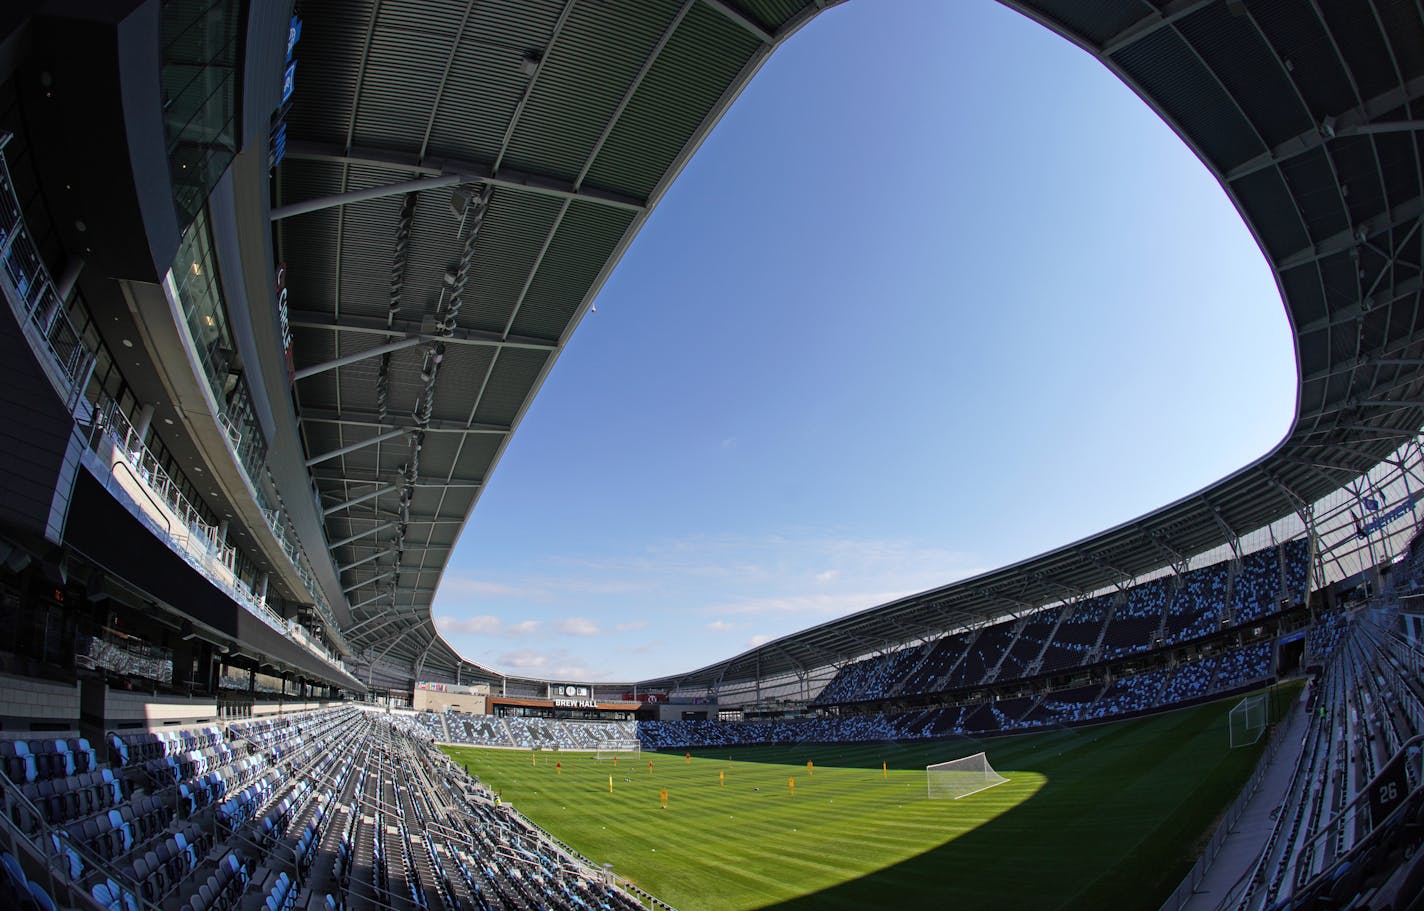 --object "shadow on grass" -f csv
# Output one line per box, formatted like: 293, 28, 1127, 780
740, 706, 1269, 911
